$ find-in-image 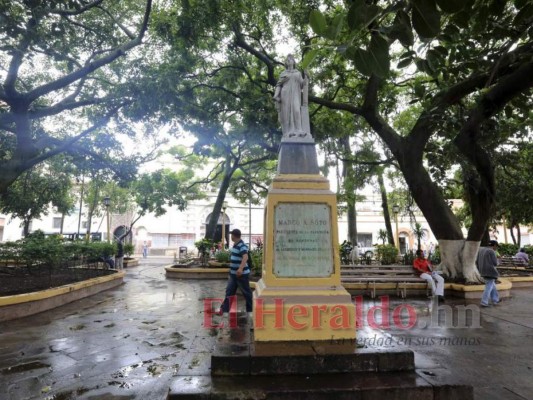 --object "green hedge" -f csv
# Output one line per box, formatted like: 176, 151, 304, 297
0, 231, 116, 268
